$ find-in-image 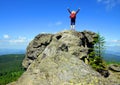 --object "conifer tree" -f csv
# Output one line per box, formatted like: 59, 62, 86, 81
94, 32, 105, 57
89, 32, 106, 71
